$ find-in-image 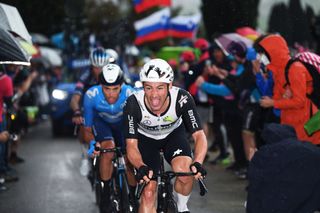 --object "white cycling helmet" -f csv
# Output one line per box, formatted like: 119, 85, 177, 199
99, 64, 124, 86
106, 48, 119, 63
90, 47, 109, 67
140, 58, 174, 83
